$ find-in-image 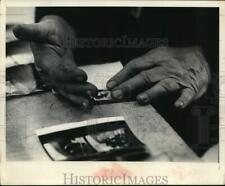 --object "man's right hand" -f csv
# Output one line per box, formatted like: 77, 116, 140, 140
13, 15, 97, 109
